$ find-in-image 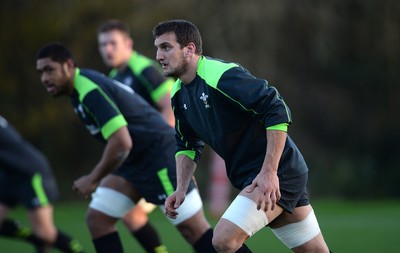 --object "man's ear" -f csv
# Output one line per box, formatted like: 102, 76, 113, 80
185, 42, 196, 57
64, 59, 75, 75
128, 37, 134, 49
